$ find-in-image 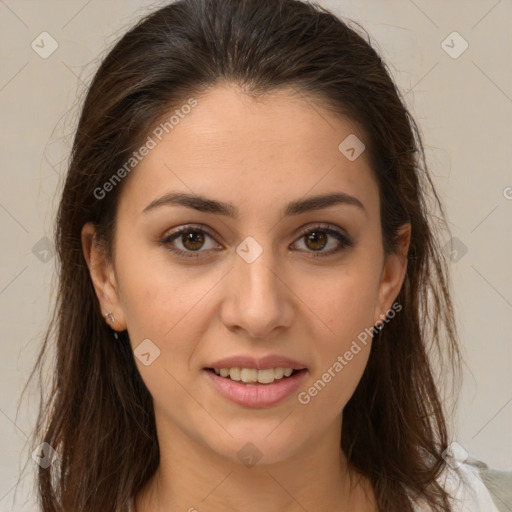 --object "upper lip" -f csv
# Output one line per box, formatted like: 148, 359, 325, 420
207, 355, 307, 370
